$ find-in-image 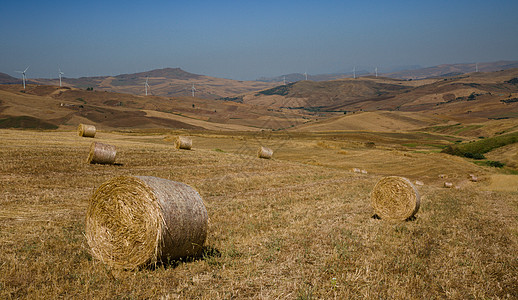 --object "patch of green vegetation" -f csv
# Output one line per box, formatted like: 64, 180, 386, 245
473, 160, 505, 168
214, 148, 225, 153
256, 83, 293, 96
0, 116, 58, 130
453, 124, 483, 135
403, 143, 417, 148
442, 131, 518, 160
76, 97, 86, 104
500, 98, 518, 104
218, 96, 243, 103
